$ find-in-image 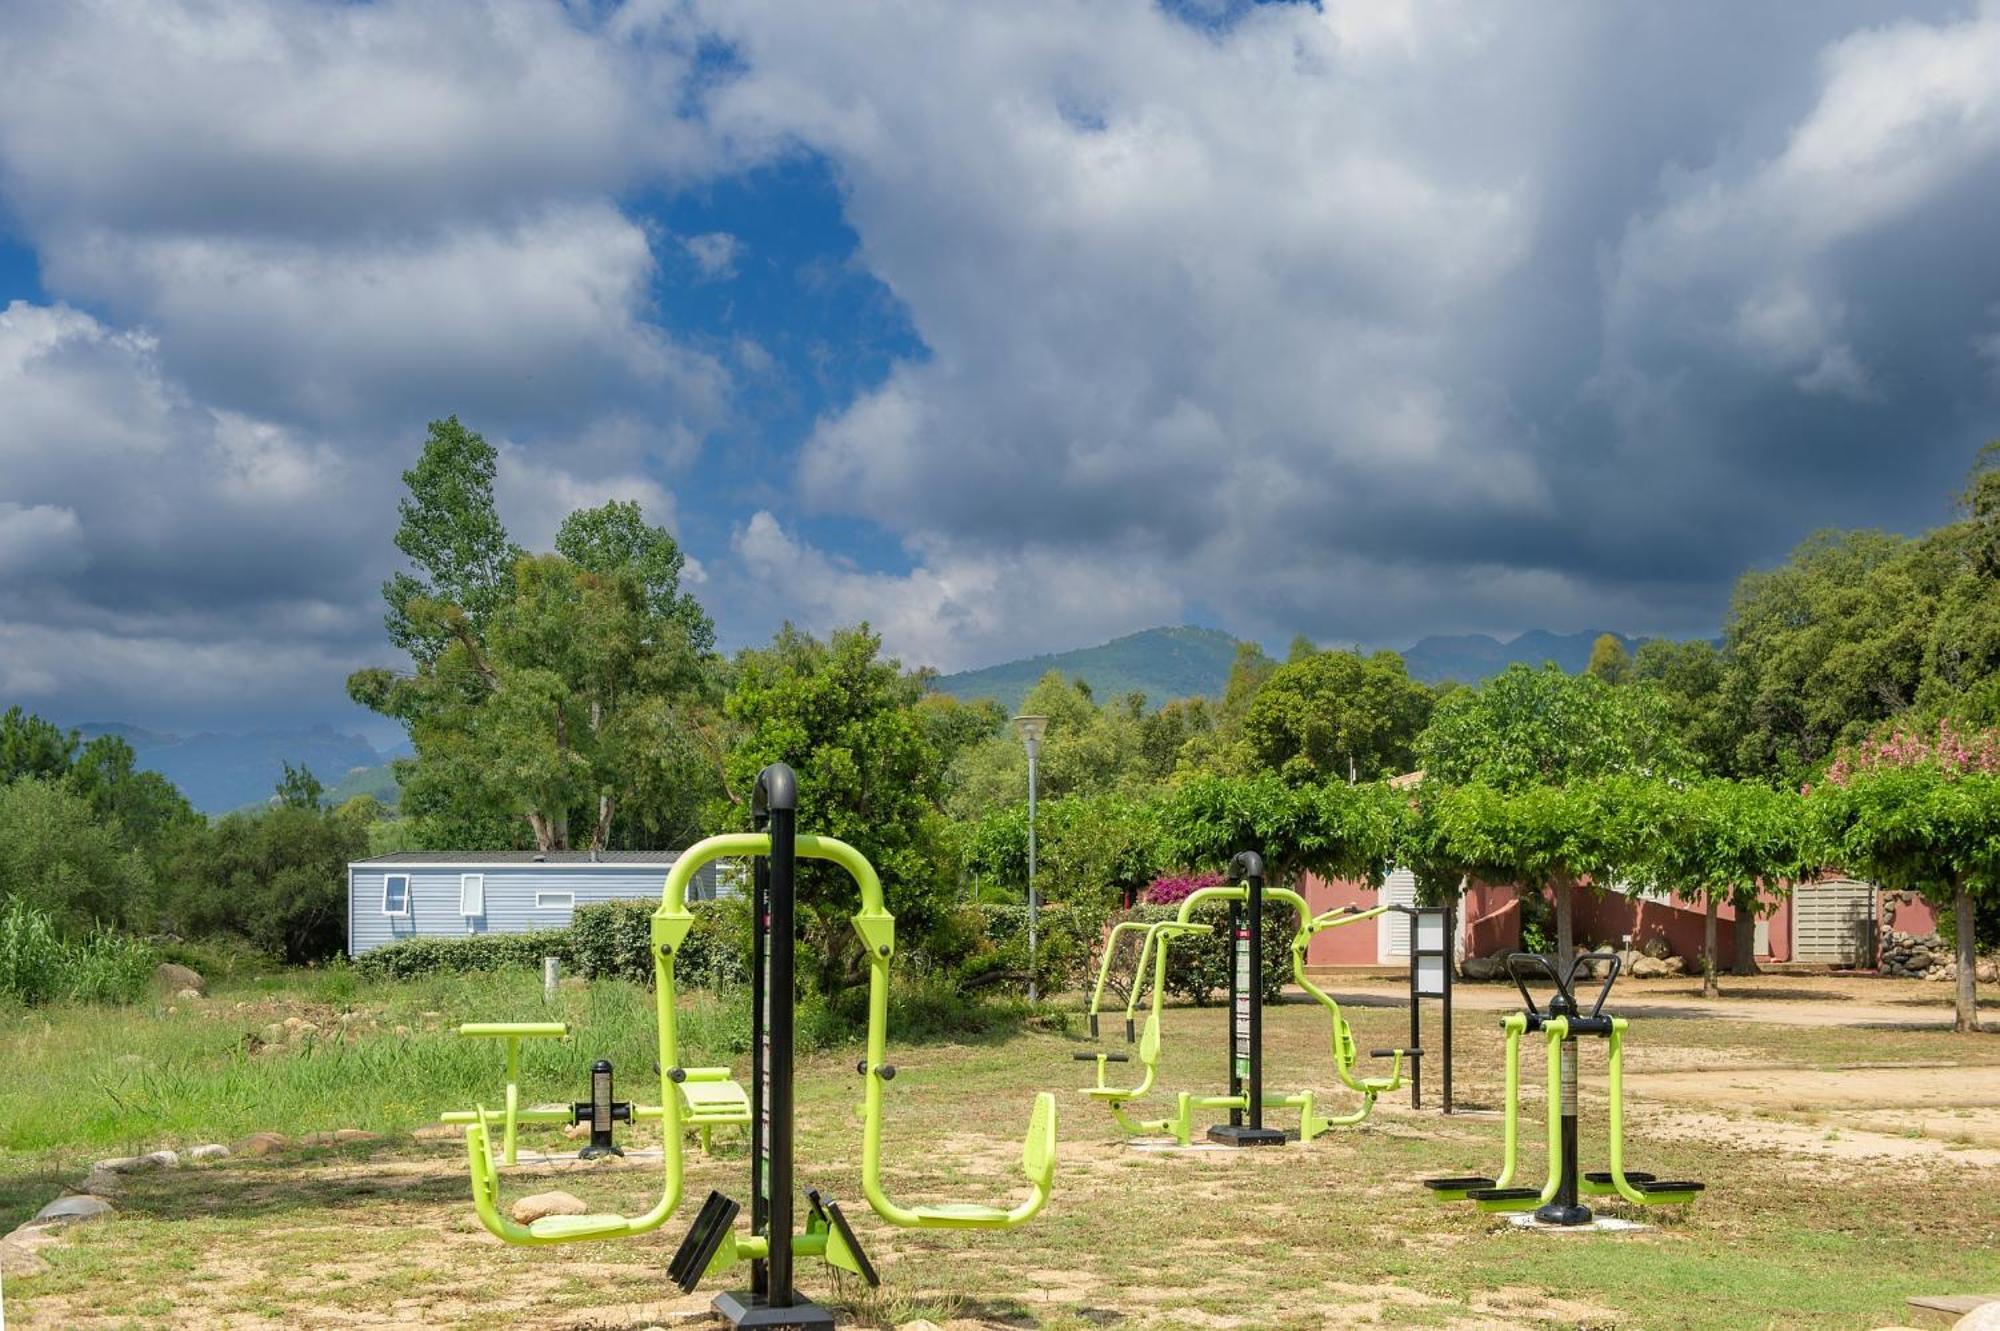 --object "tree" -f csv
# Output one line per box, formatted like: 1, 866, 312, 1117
1155, 771, 1403, 889
0, 777, 152, 932
379, 417, 520, 663
1240, 649, 1433, 785
164, 802, 371, 963
1810, 722, 2000, 1033
64, 734, 201, 853
1631, 780, 1809, 996
1416, 663, 1691, 967
351, 422, 718, 851
275, 762, 324, 810
1631, 638, 1739, 776
1586, 633, 1631, 684
0, 707, 77, 785
556, 499, 716, 654
715, 624, 956, 995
